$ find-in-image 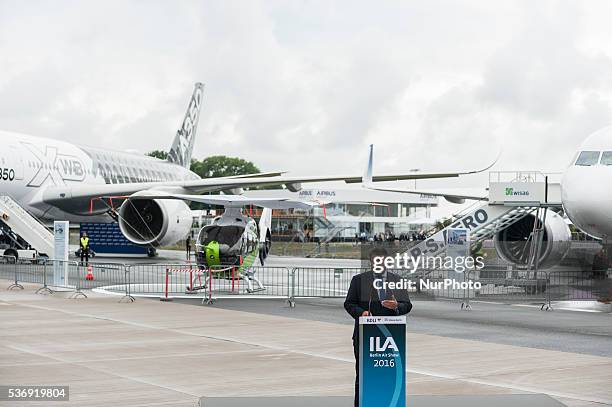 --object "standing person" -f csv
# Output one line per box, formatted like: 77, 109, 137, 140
344, 247, 412, 407
79, 232, 90, 266
185, 234, 192, 260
